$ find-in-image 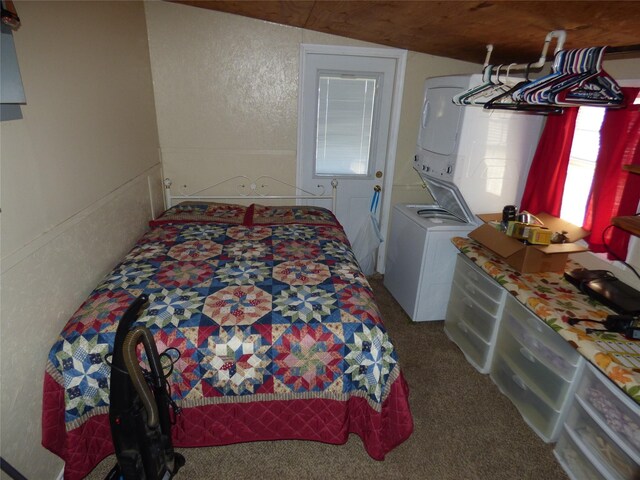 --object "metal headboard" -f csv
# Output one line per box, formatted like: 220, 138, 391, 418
163, 175, 339, 212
